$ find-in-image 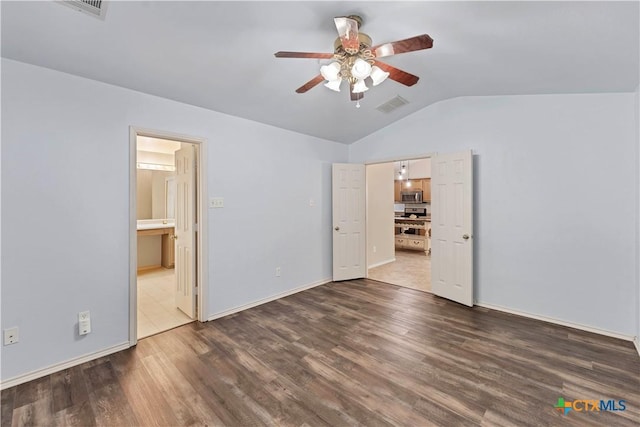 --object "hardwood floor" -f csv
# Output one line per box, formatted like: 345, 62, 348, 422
2, 279, 638, 426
